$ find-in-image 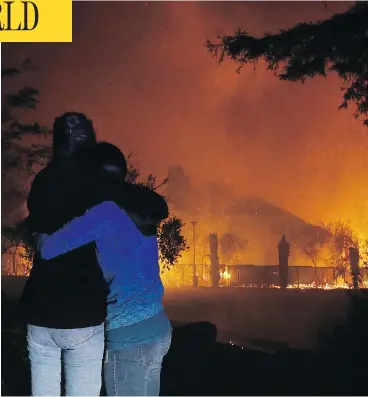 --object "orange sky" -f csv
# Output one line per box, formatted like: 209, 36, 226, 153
3, 1, 367, 236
